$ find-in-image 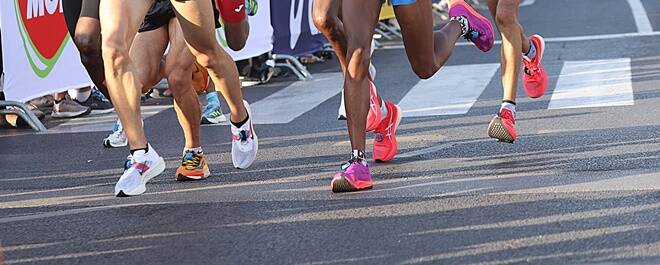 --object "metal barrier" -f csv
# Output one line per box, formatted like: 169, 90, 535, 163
0, 75, 47, 132
272, 54, 313, 81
